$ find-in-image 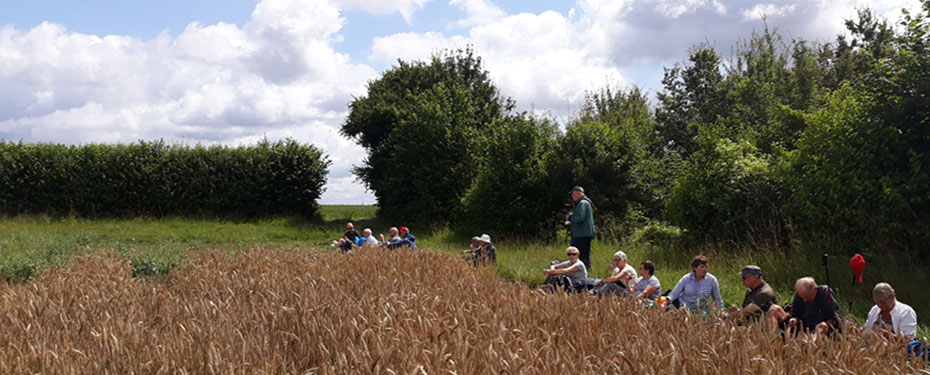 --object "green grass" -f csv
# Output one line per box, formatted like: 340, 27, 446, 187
1, 208, 927, 338
319, 205, 378, 221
